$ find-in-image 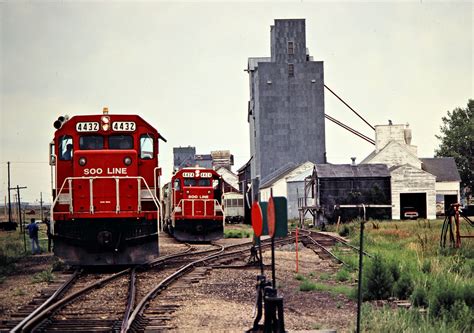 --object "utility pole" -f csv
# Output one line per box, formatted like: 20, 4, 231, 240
9, 185, 27, 231
40, 192, 44, 221
7, 162, 12, 223
11, 185, 27, 253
